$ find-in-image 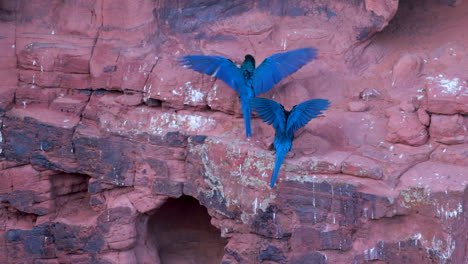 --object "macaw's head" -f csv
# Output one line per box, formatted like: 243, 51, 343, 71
244, 54, 256, 68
